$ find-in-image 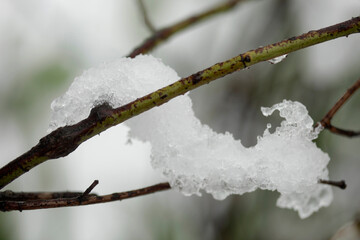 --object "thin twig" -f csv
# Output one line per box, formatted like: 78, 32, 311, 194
0, 182, 171, 212
0, 16, 359, 190
79, 180, 99, 199
0, 177, 346, 211
128, 0, 245, 57
137, 0, 156, 33
319, 179, 347, 190
320, 78, 360, 137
